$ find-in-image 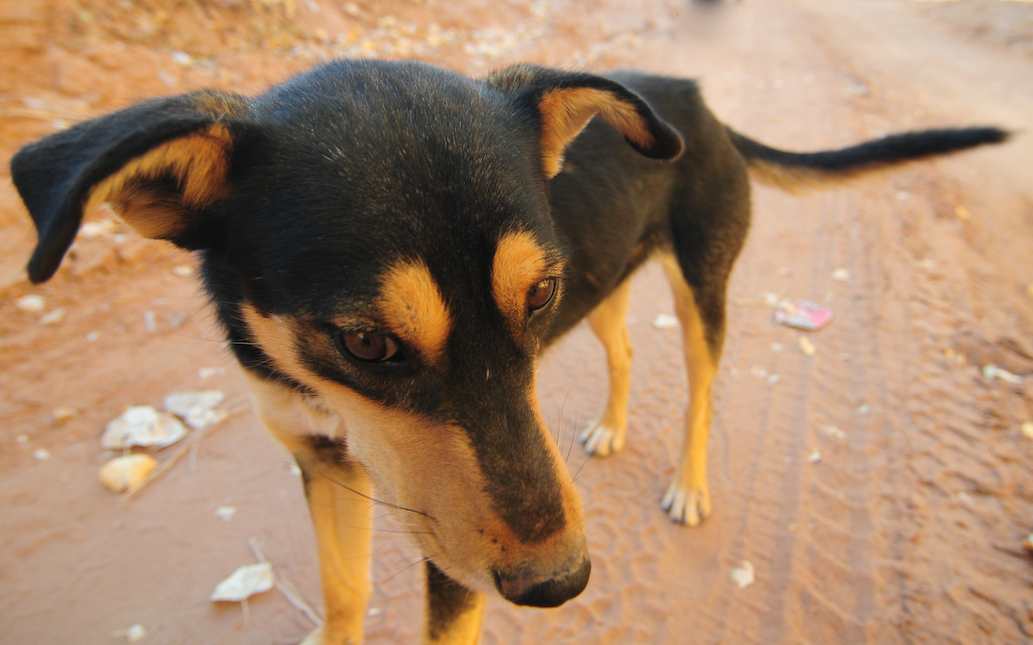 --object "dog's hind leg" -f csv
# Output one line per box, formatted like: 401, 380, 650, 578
579, 278, 633, 457
659, 255, 727, 526
247, 376, 372, 645
424, 562, 485, 644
